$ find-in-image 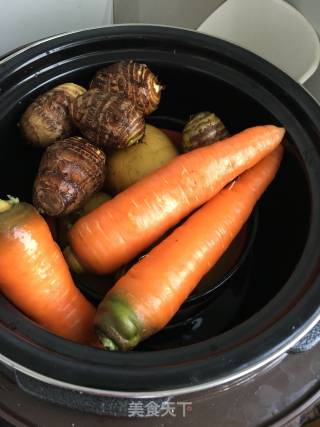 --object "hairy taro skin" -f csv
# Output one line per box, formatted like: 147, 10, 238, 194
33, 136, 106, 217
20, 83, 86, 147
182, 111, 230, 152
90, 60, 163, 115
70, 89, 145, 149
